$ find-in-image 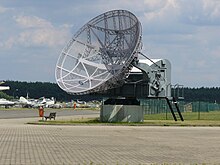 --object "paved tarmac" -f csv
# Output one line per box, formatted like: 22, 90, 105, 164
0, 109, 99, 119
0, 110, 220, 164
